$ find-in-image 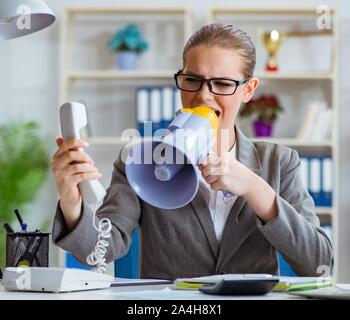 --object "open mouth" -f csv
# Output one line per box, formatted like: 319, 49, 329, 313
213, 110, 222, 120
